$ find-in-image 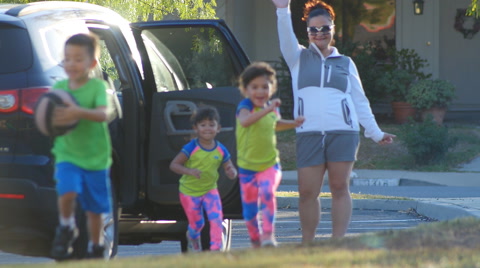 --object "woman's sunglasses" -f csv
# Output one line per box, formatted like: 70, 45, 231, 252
307, 25, 335, 36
